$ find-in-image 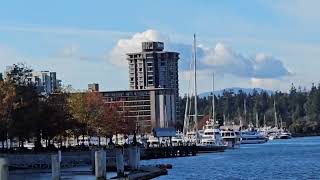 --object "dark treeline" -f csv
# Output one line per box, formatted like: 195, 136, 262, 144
178, 84, 320, 135
0, 63, 136, 151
